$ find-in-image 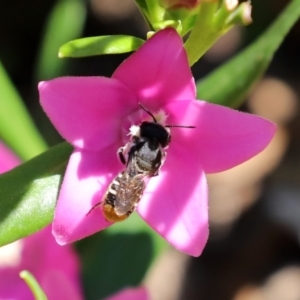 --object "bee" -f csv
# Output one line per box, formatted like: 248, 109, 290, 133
99, 171, 145, 222
90, 103, 194, 222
